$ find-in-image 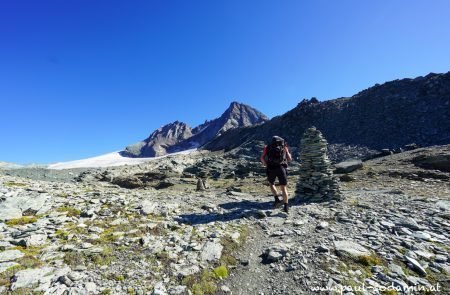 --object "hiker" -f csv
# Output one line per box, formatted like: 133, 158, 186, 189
260, 136, 292, 213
